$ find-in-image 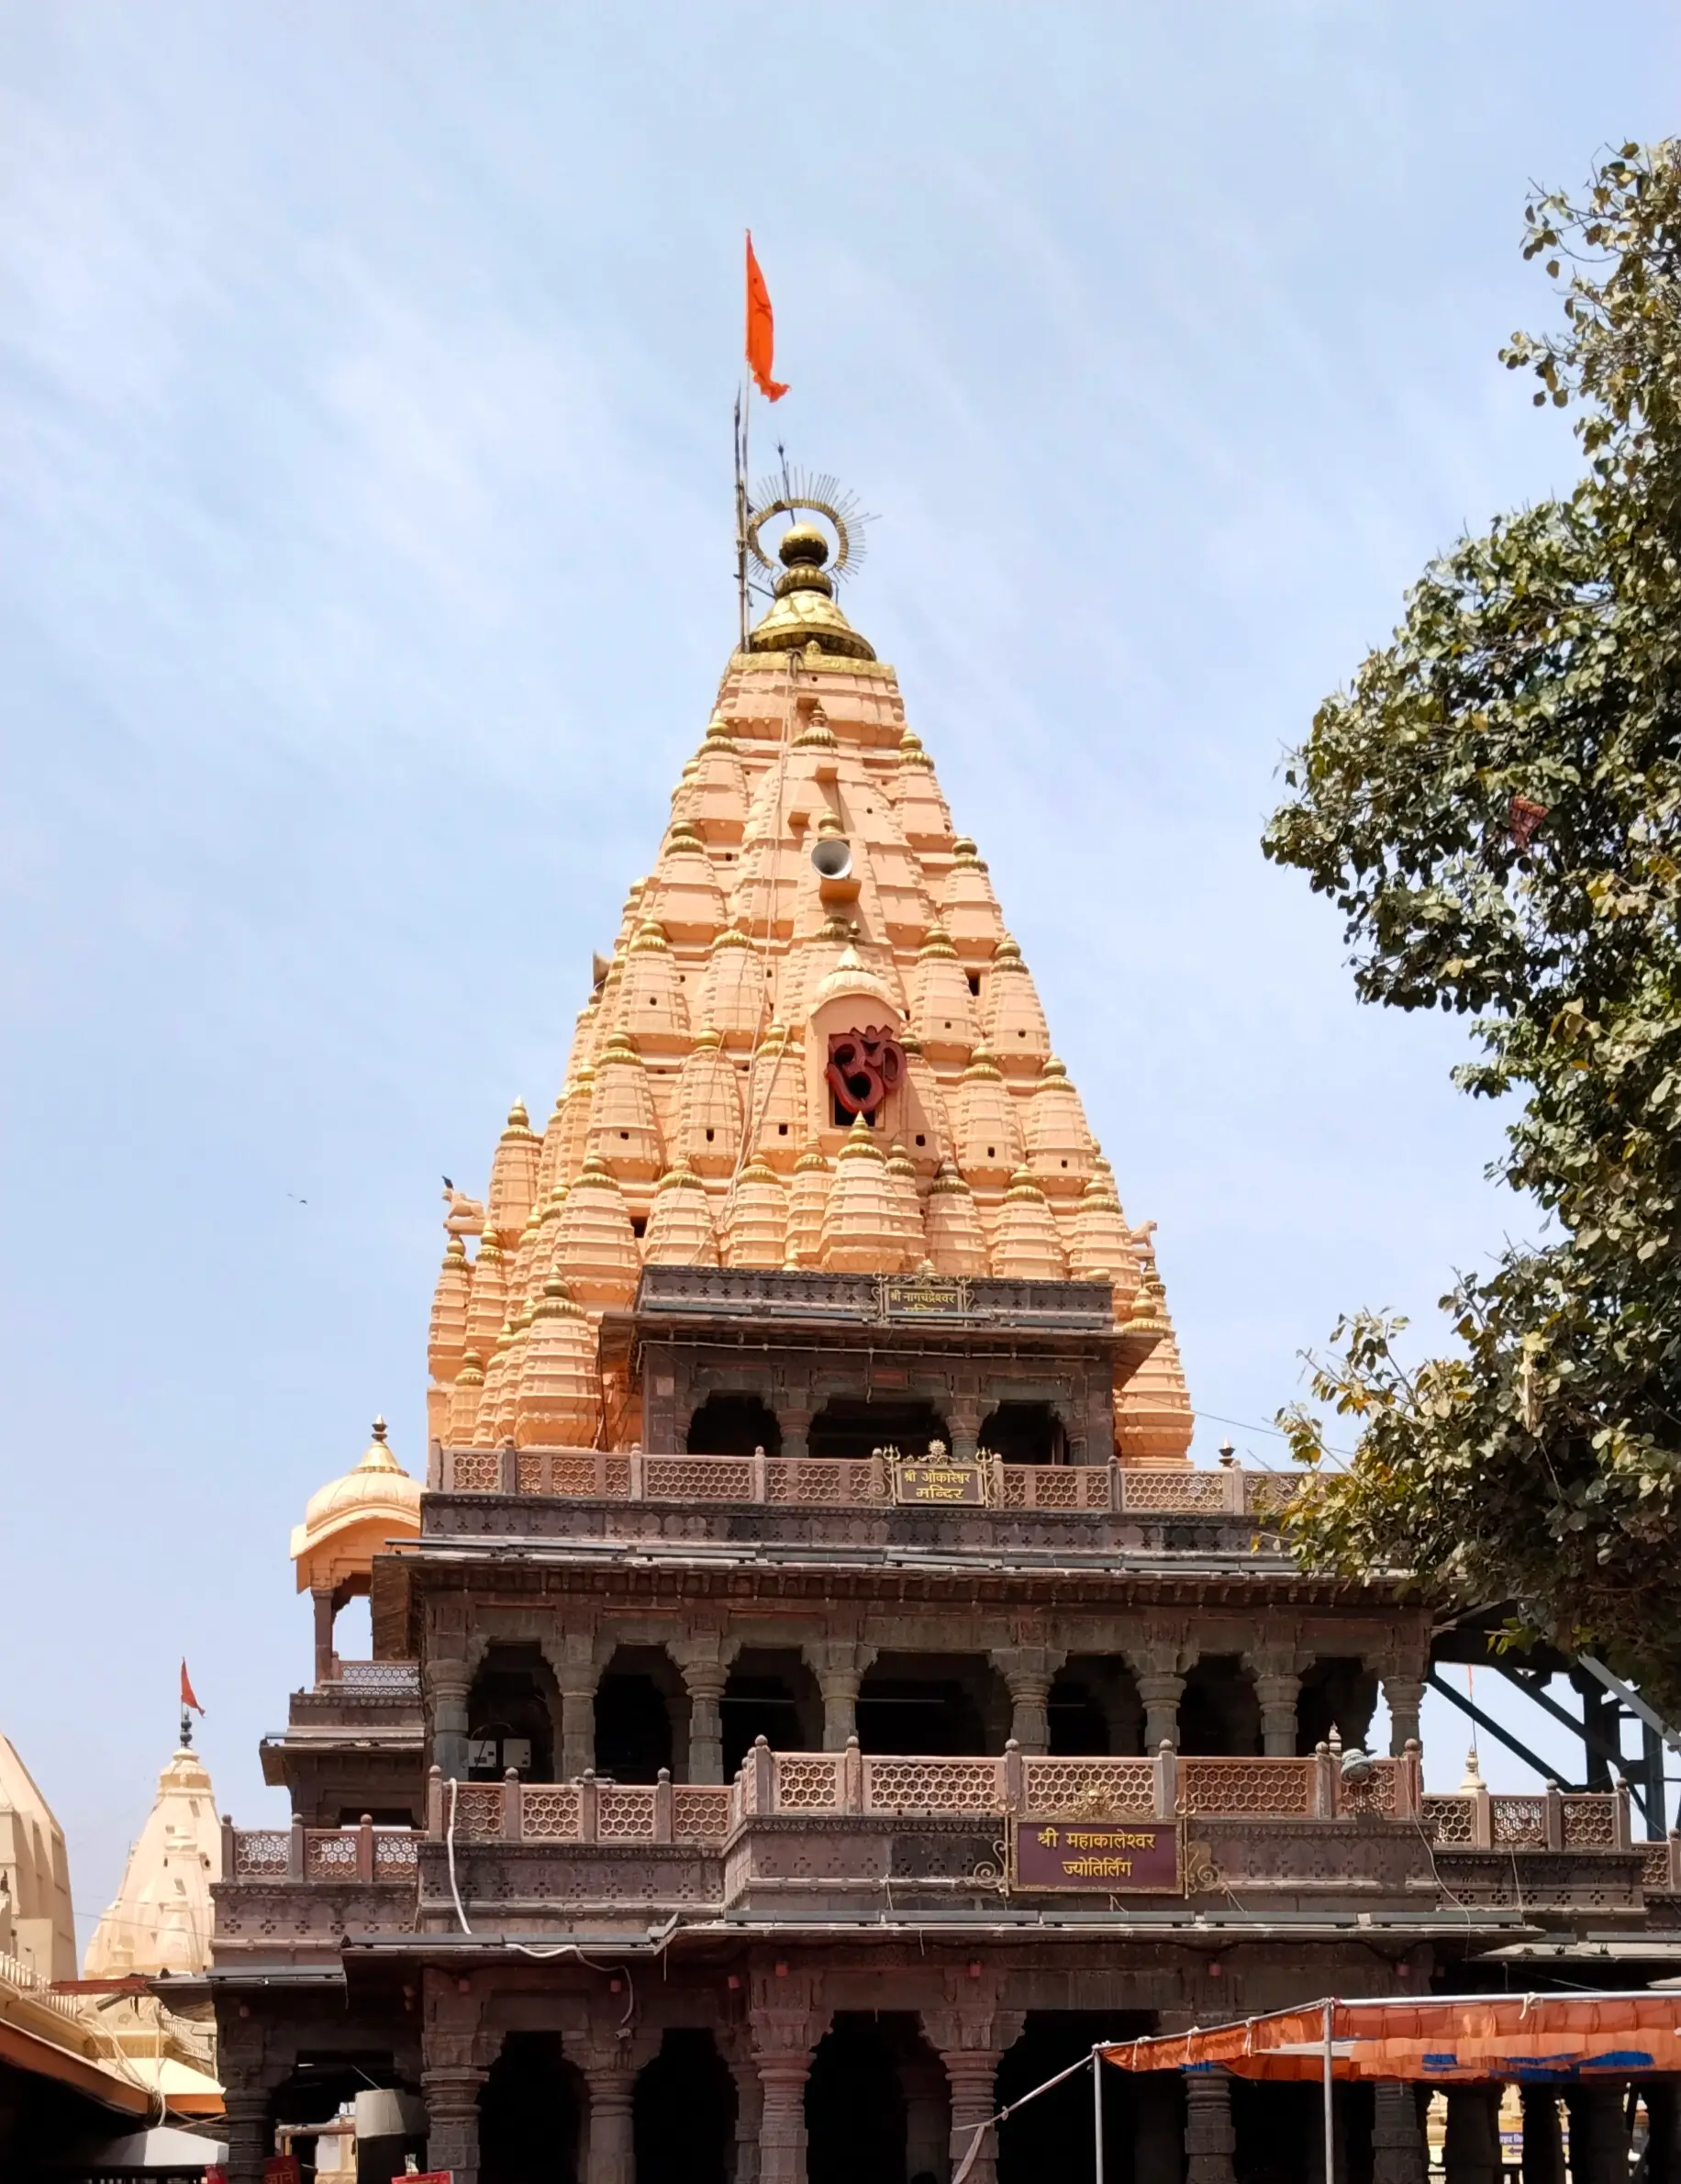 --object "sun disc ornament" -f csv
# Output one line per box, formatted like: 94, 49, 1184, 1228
746, 469, 873, 588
